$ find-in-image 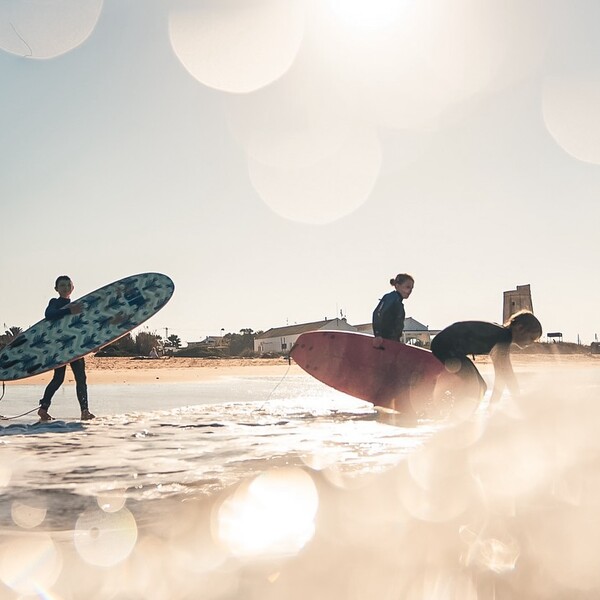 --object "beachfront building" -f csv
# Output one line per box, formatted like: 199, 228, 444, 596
254, 318, 357, 355
256, 316, 437, 354
186, 336, 228, 350
355, 317, 438, 346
